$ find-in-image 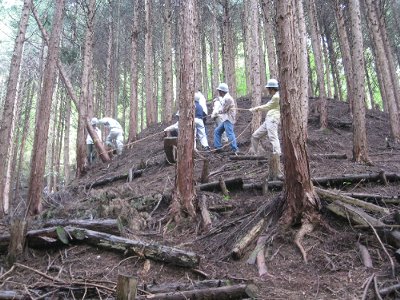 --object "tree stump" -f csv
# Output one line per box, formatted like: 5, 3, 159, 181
116, 274, 137, 300
164, 137, 178, 163
6, 218, 27, 266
